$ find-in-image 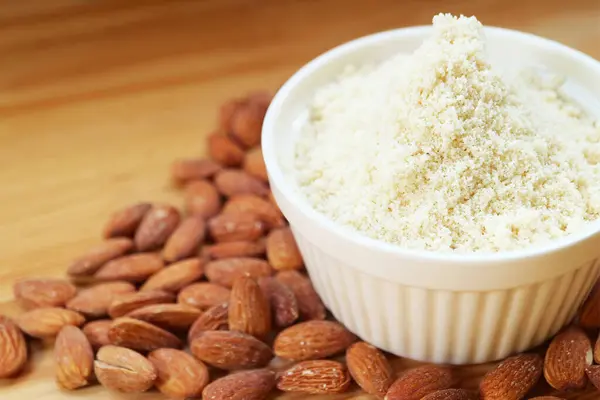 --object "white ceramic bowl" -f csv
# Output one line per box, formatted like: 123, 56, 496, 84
262, 26, 600, 364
